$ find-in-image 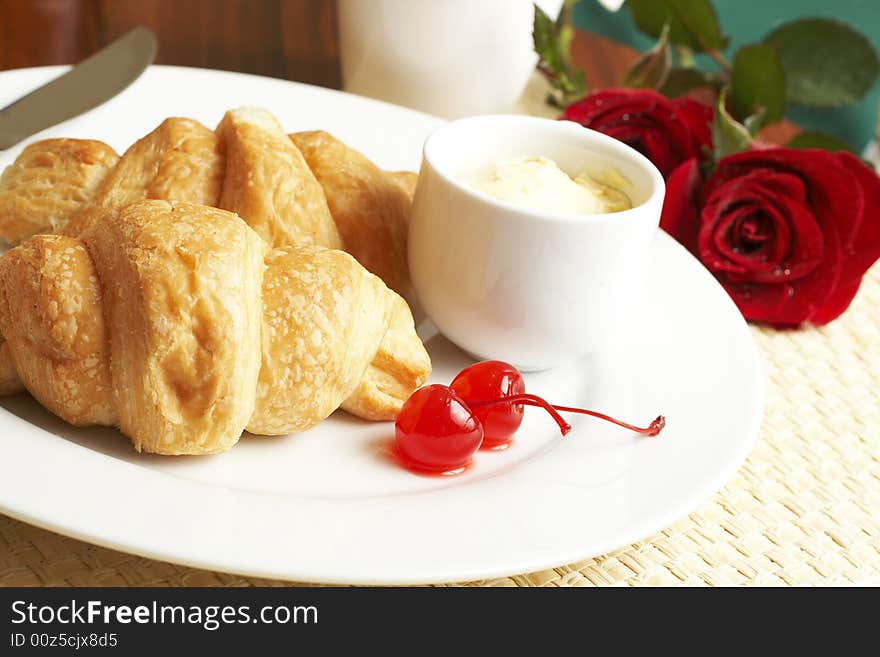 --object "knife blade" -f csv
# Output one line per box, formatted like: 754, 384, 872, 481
0, 26, 157, 149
